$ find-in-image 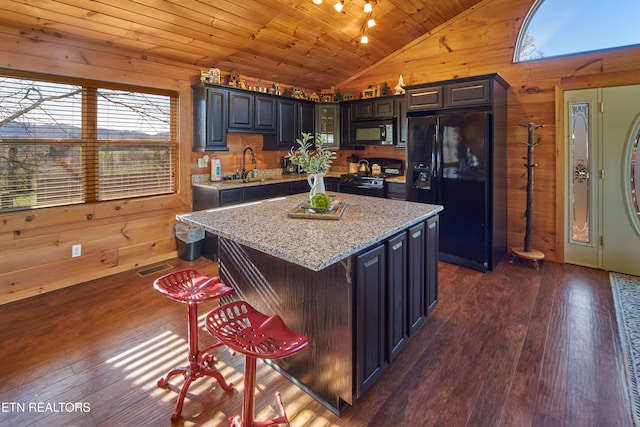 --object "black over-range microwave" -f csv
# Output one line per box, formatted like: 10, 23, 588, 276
352, 119, 396, 145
